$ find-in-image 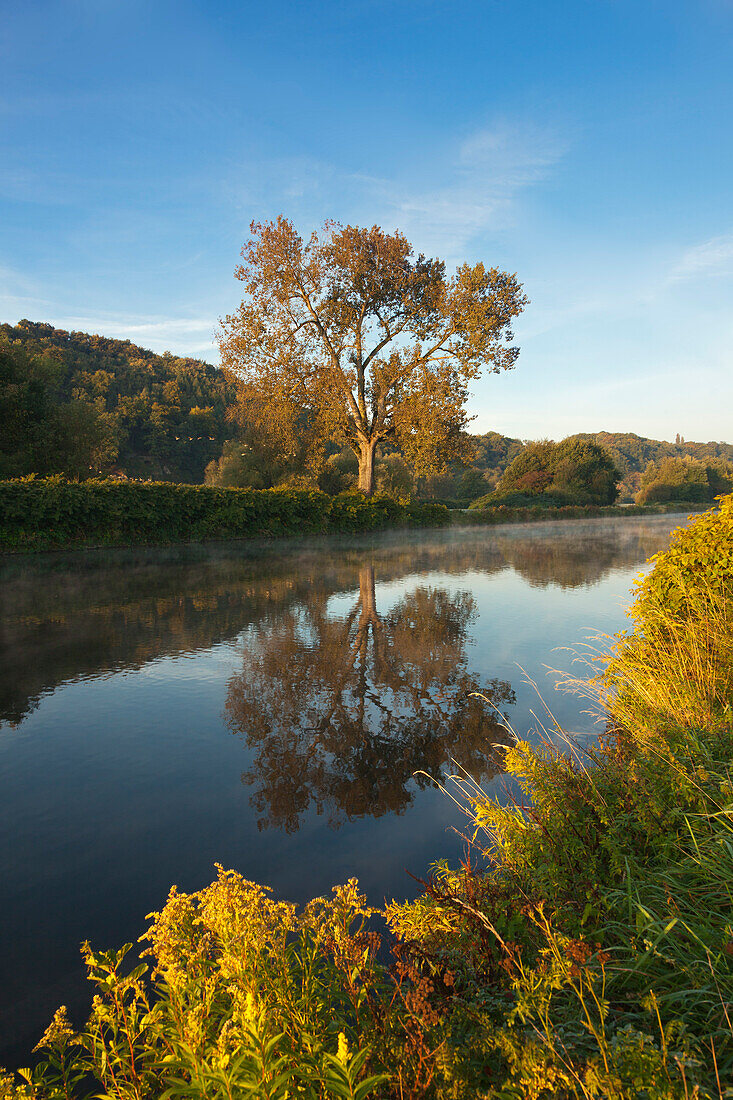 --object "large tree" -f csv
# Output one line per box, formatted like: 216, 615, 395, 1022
218, 217, 528, 495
